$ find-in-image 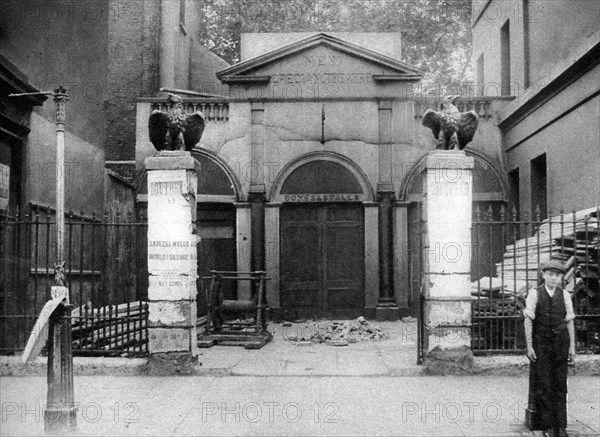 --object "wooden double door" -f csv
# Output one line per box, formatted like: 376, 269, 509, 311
280, 204, 364, 319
